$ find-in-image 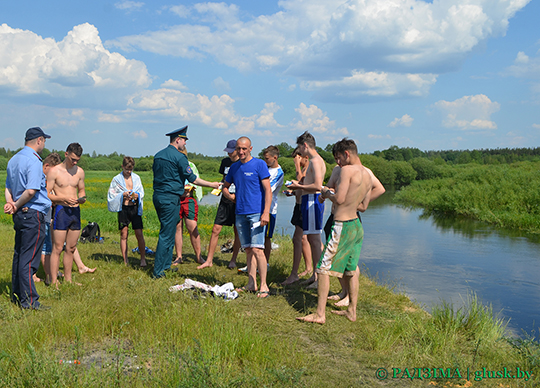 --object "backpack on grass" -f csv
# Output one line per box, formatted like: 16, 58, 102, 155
80, 222, 101, 243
